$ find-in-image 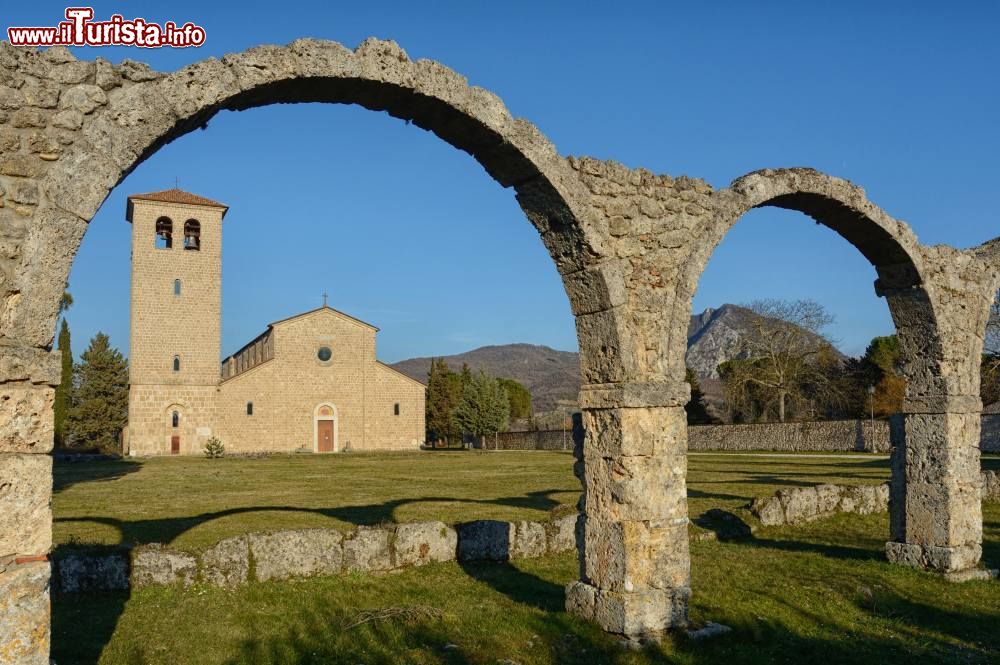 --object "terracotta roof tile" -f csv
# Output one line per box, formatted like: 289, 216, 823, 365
128, 188, 228, 209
